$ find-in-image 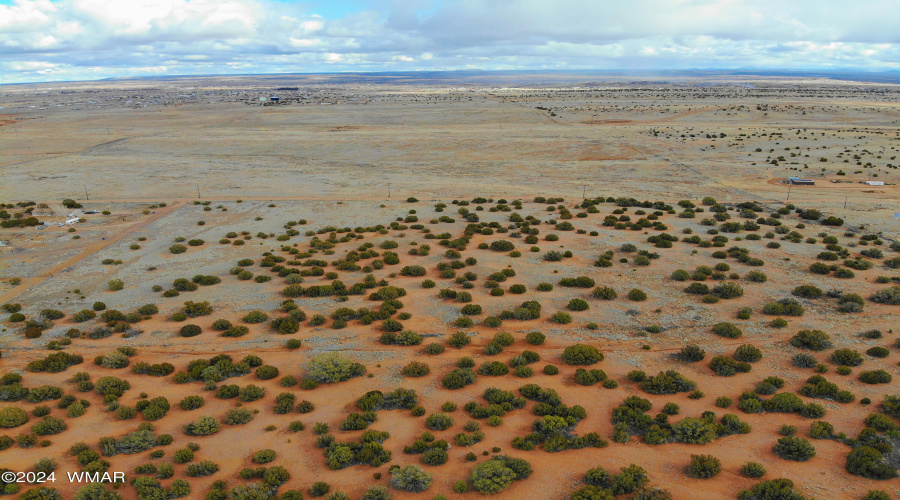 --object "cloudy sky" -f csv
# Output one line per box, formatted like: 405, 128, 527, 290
0, 0, 897, 83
